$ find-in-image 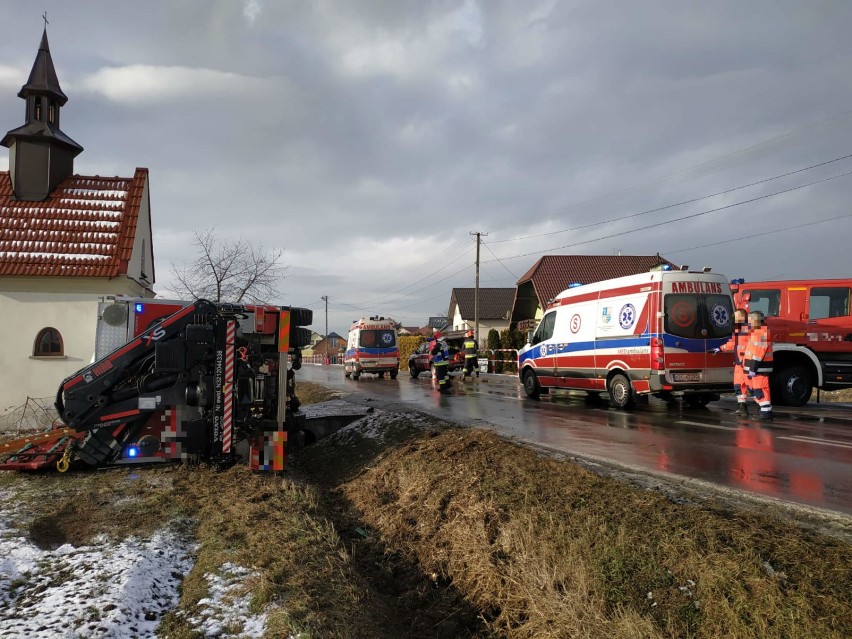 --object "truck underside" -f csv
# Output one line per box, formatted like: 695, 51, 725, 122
0, 299, 316, 473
